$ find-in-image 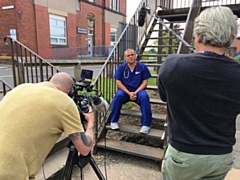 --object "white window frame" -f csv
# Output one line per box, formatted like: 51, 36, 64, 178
110, 28, 117, 46
49, 14, 67, 45
88, 0, 94, 2
110, 0, 119, 11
